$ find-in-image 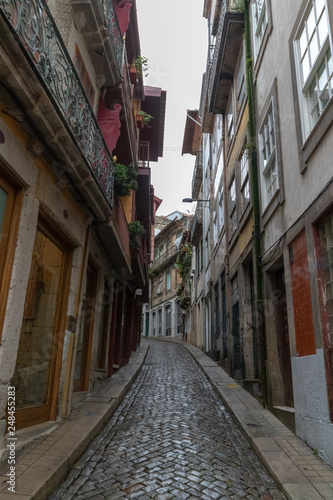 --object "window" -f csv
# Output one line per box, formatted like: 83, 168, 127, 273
226, 95, 234, 147
252, 0, 268, 59
73, 44, 95, 106
0, 175, 16, 287
159, 244, 164, 256
229, 177, 237, 237
158, 309, 162, 335
258, 101, 278, 209
213, 207, 218, 245
165, 305, 171, 336
240, 149, 250, 213
294, 0, 332, 137
152, 312, 156, 336
154, 249, 158, 260
236, 48, 246, 116
166, 270, 172, 291
219, 189, 224, 233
